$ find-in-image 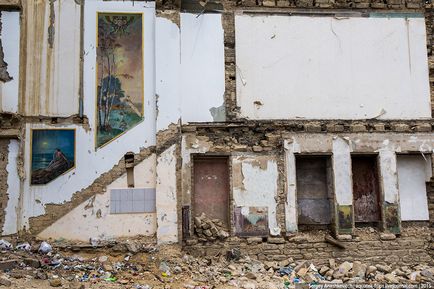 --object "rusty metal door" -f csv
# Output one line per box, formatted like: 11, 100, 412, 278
352, 156, 381, 223
193, 157, 229, 227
